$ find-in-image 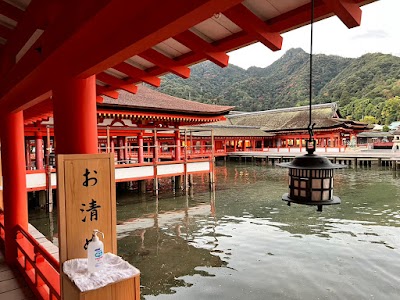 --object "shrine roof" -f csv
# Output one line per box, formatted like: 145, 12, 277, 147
100, 86, 234, 116
227, 103, 372, 132
183, 124, 273, 137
